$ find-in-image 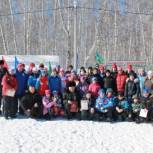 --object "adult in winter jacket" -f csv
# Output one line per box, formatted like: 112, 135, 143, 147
138, 68, 146, 95
116, 67, 127, 94
2, 69, 17, 119
20, 86, 43, 118
27, 67, 39, 88
0, 60, 8, 113
124, 73, 140, 101
111, 63, 118, 80
48, 68, 62, 94
36, 70, 49, 96
144, 71, 153, 94
126, 64, 137, 78
103, 70, 116, 93
92, 68, 103, 88
15, 63, 29, 114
